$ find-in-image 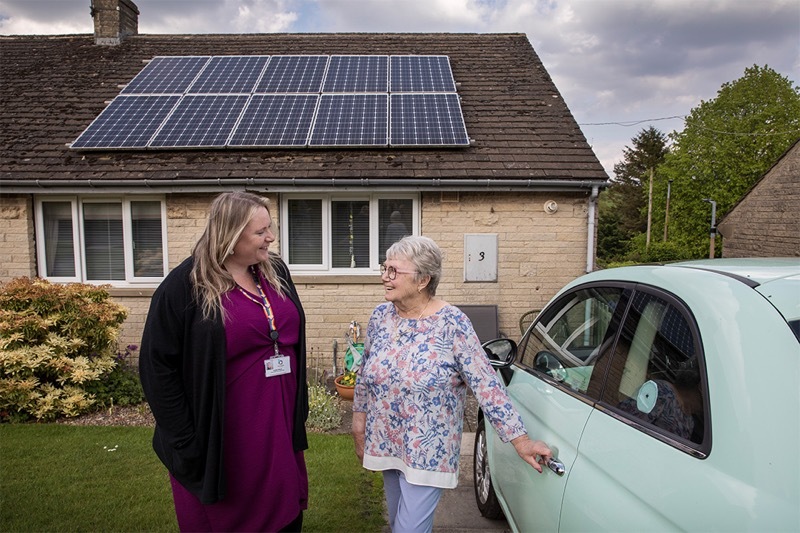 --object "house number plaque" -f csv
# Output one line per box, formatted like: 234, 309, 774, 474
464, 234, 498, 282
